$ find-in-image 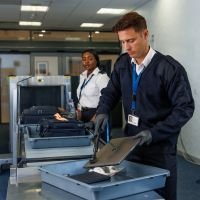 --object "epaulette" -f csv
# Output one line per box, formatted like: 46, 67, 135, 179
98, 69, 106, 74
155, 51, 183, 69
164, 55, 183, 68
115, 52, 128, 62
97, 67, 106, 74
